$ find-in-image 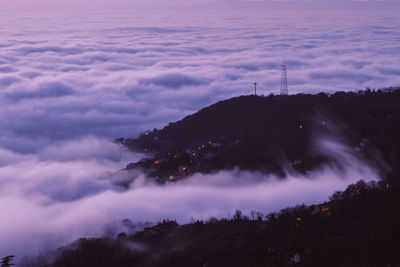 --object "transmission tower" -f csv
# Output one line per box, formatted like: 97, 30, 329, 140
280, 64, 288, 95
253, 82, 257, 96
